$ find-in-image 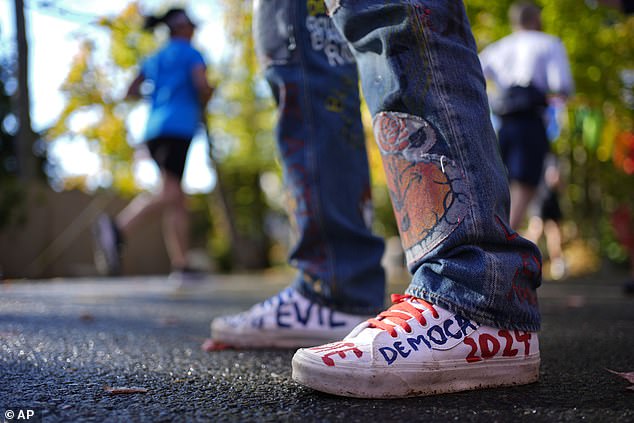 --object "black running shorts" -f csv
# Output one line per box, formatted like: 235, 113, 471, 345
146, 136, 192, 181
